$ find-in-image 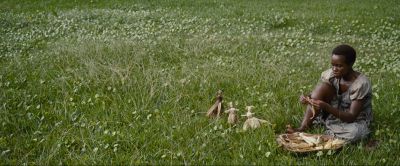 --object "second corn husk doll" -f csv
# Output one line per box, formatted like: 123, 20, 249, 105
224, 102, 238, 124
242, 106, 270, 131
